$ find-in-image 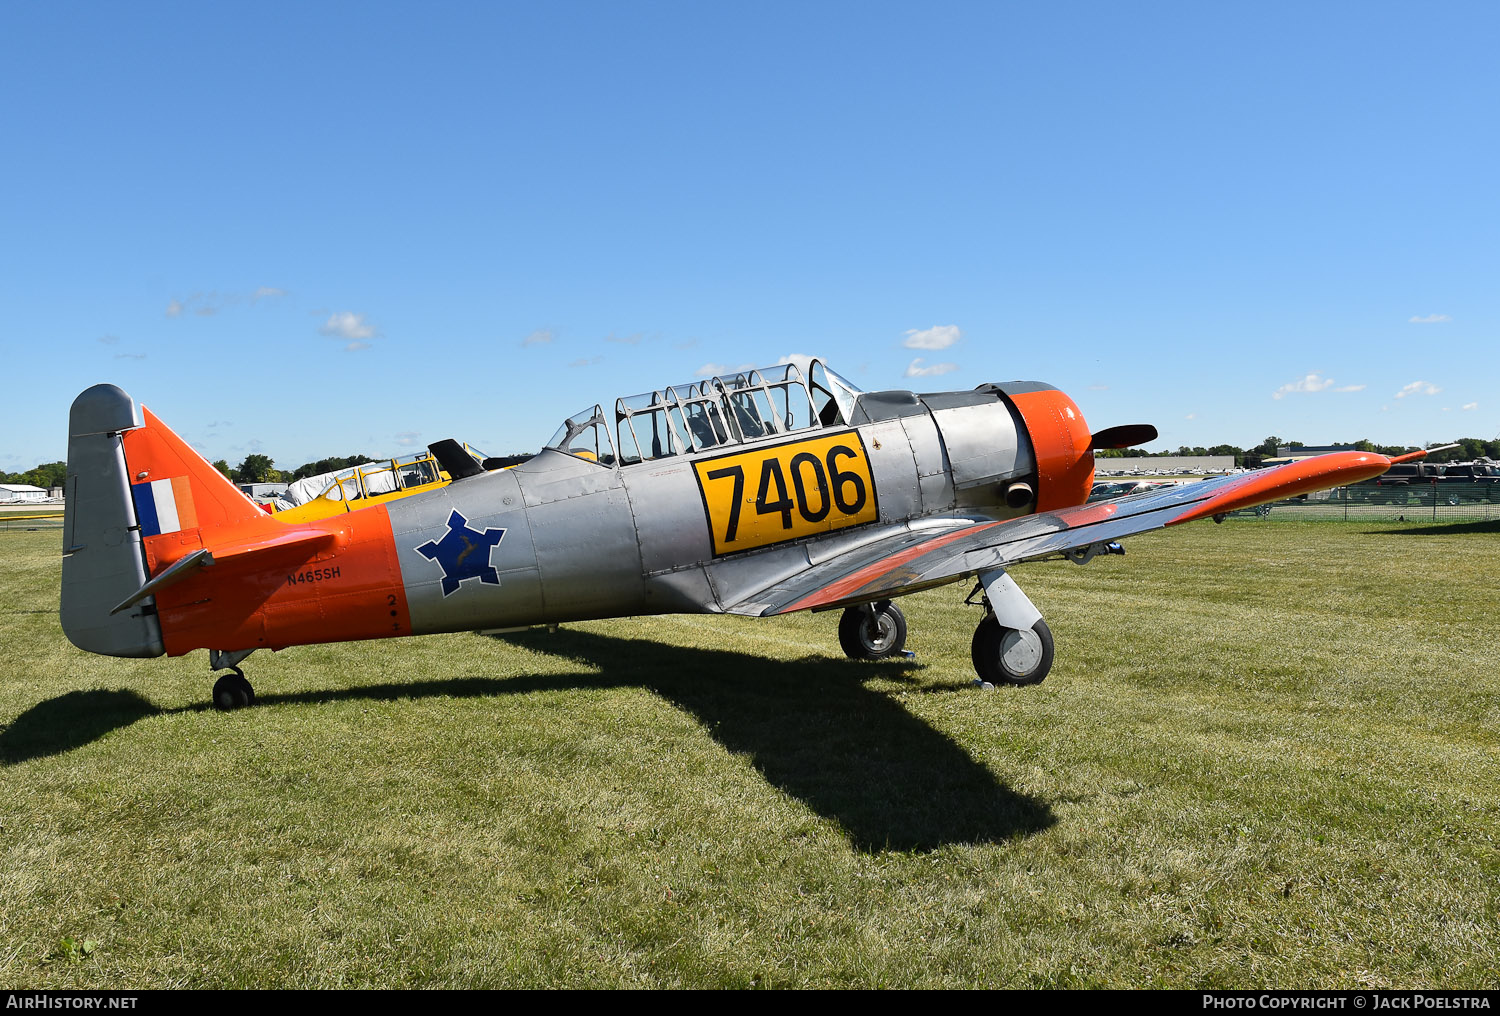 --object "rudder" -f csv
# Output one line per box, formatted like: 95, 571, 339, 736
61, 385, 164, 657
